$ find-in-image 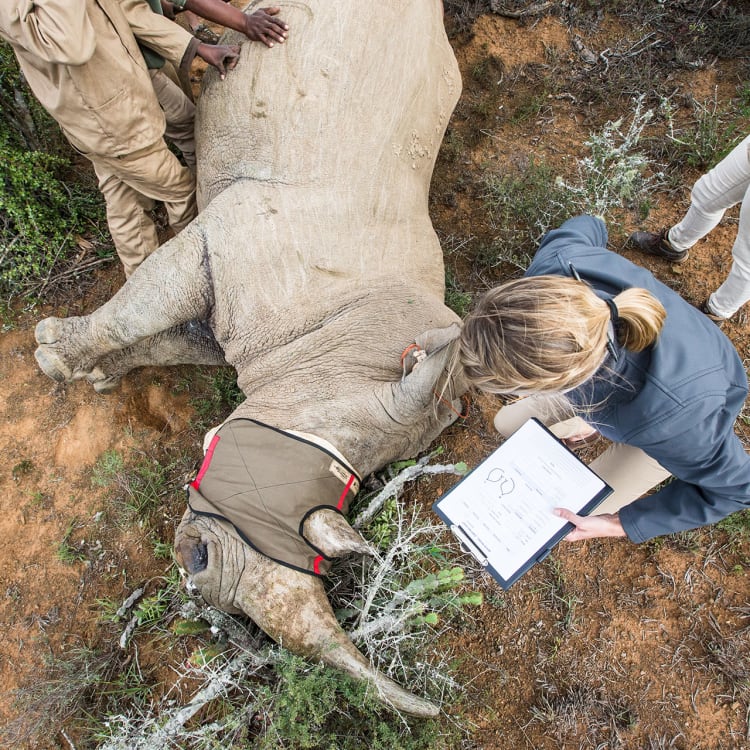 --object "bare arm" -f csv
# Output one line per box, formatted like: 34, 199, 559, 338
182, 1, 288, 46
